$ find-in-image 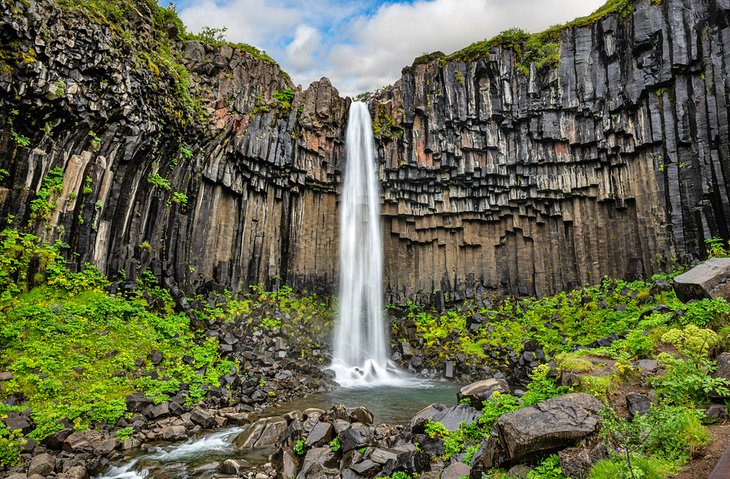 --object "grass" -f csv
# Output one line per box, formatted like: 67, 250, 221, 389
0, 228, 332, 465
406, 0, 635, 75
